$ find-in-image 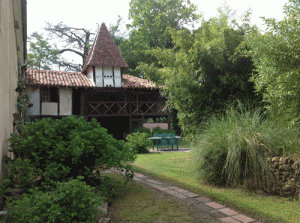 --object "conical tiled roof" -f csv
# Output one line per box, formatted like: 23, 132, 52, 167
82, 23, 129, 73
